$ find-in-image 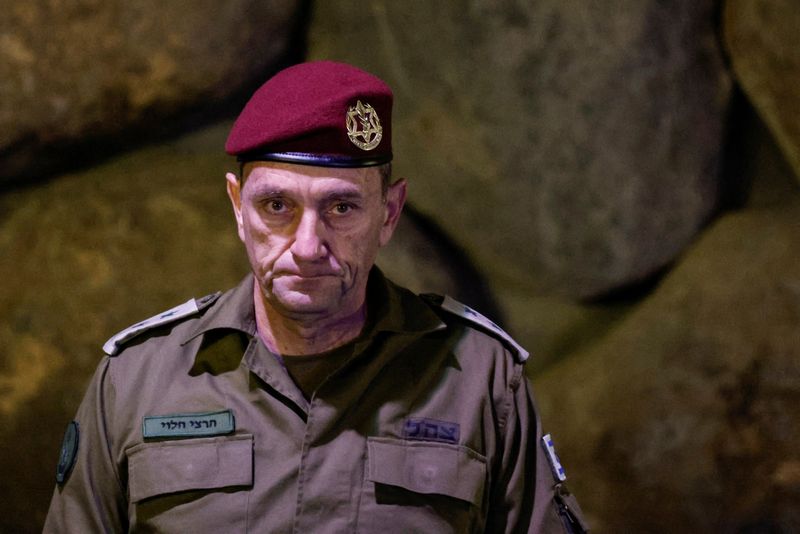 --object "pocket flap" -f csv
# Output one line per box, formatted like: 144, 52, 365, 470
367, 437, 486, 506
128, 434, 253, 502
